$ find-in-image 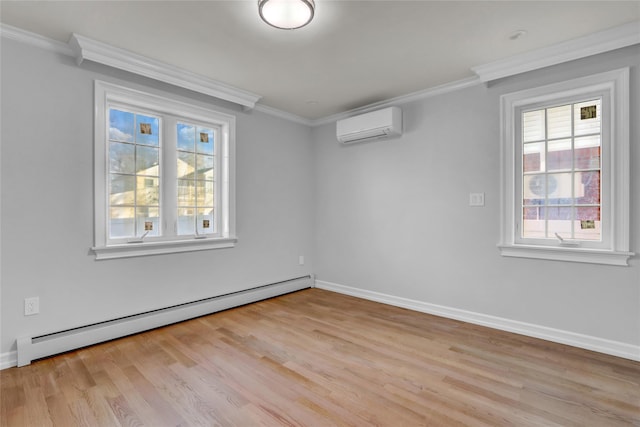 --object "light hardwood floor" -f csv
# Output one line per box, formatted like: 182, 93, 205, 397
2, 288, 639, 426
